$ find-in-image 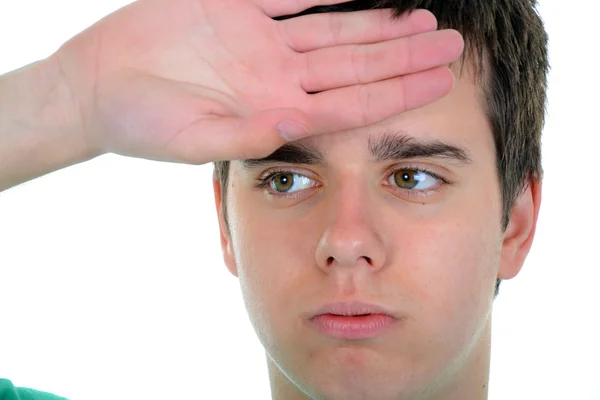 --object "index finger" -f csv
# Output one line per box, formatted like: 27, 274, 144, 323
306, 66, 455, 134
